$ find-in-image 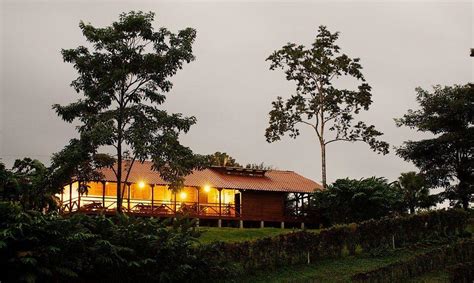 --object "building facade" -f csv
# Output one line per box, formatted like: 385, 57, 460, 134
60, 162, 322, 227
